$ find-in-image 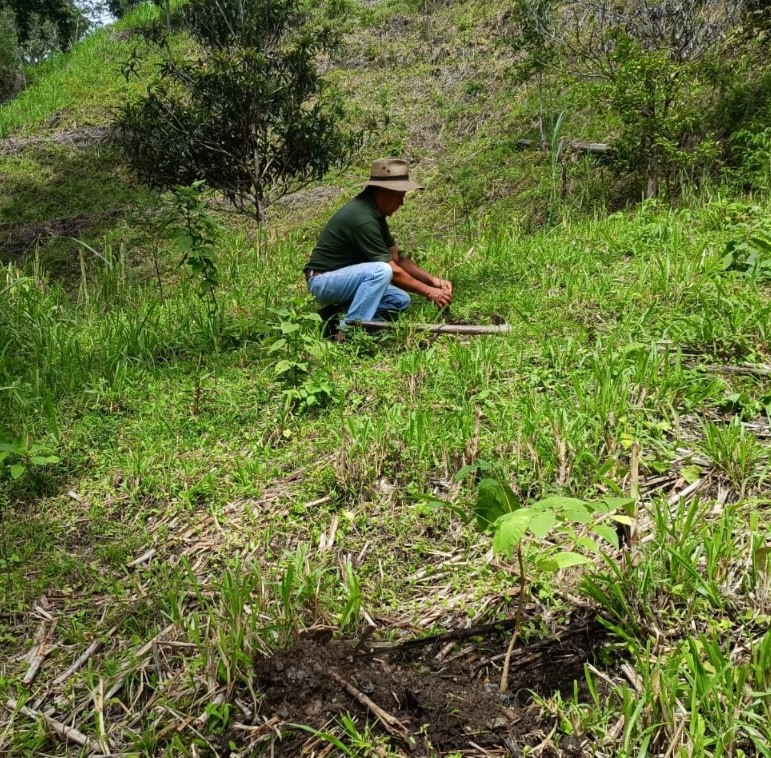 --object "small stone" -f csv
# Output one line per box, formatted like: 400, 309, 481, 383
305, 699, 323, 717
